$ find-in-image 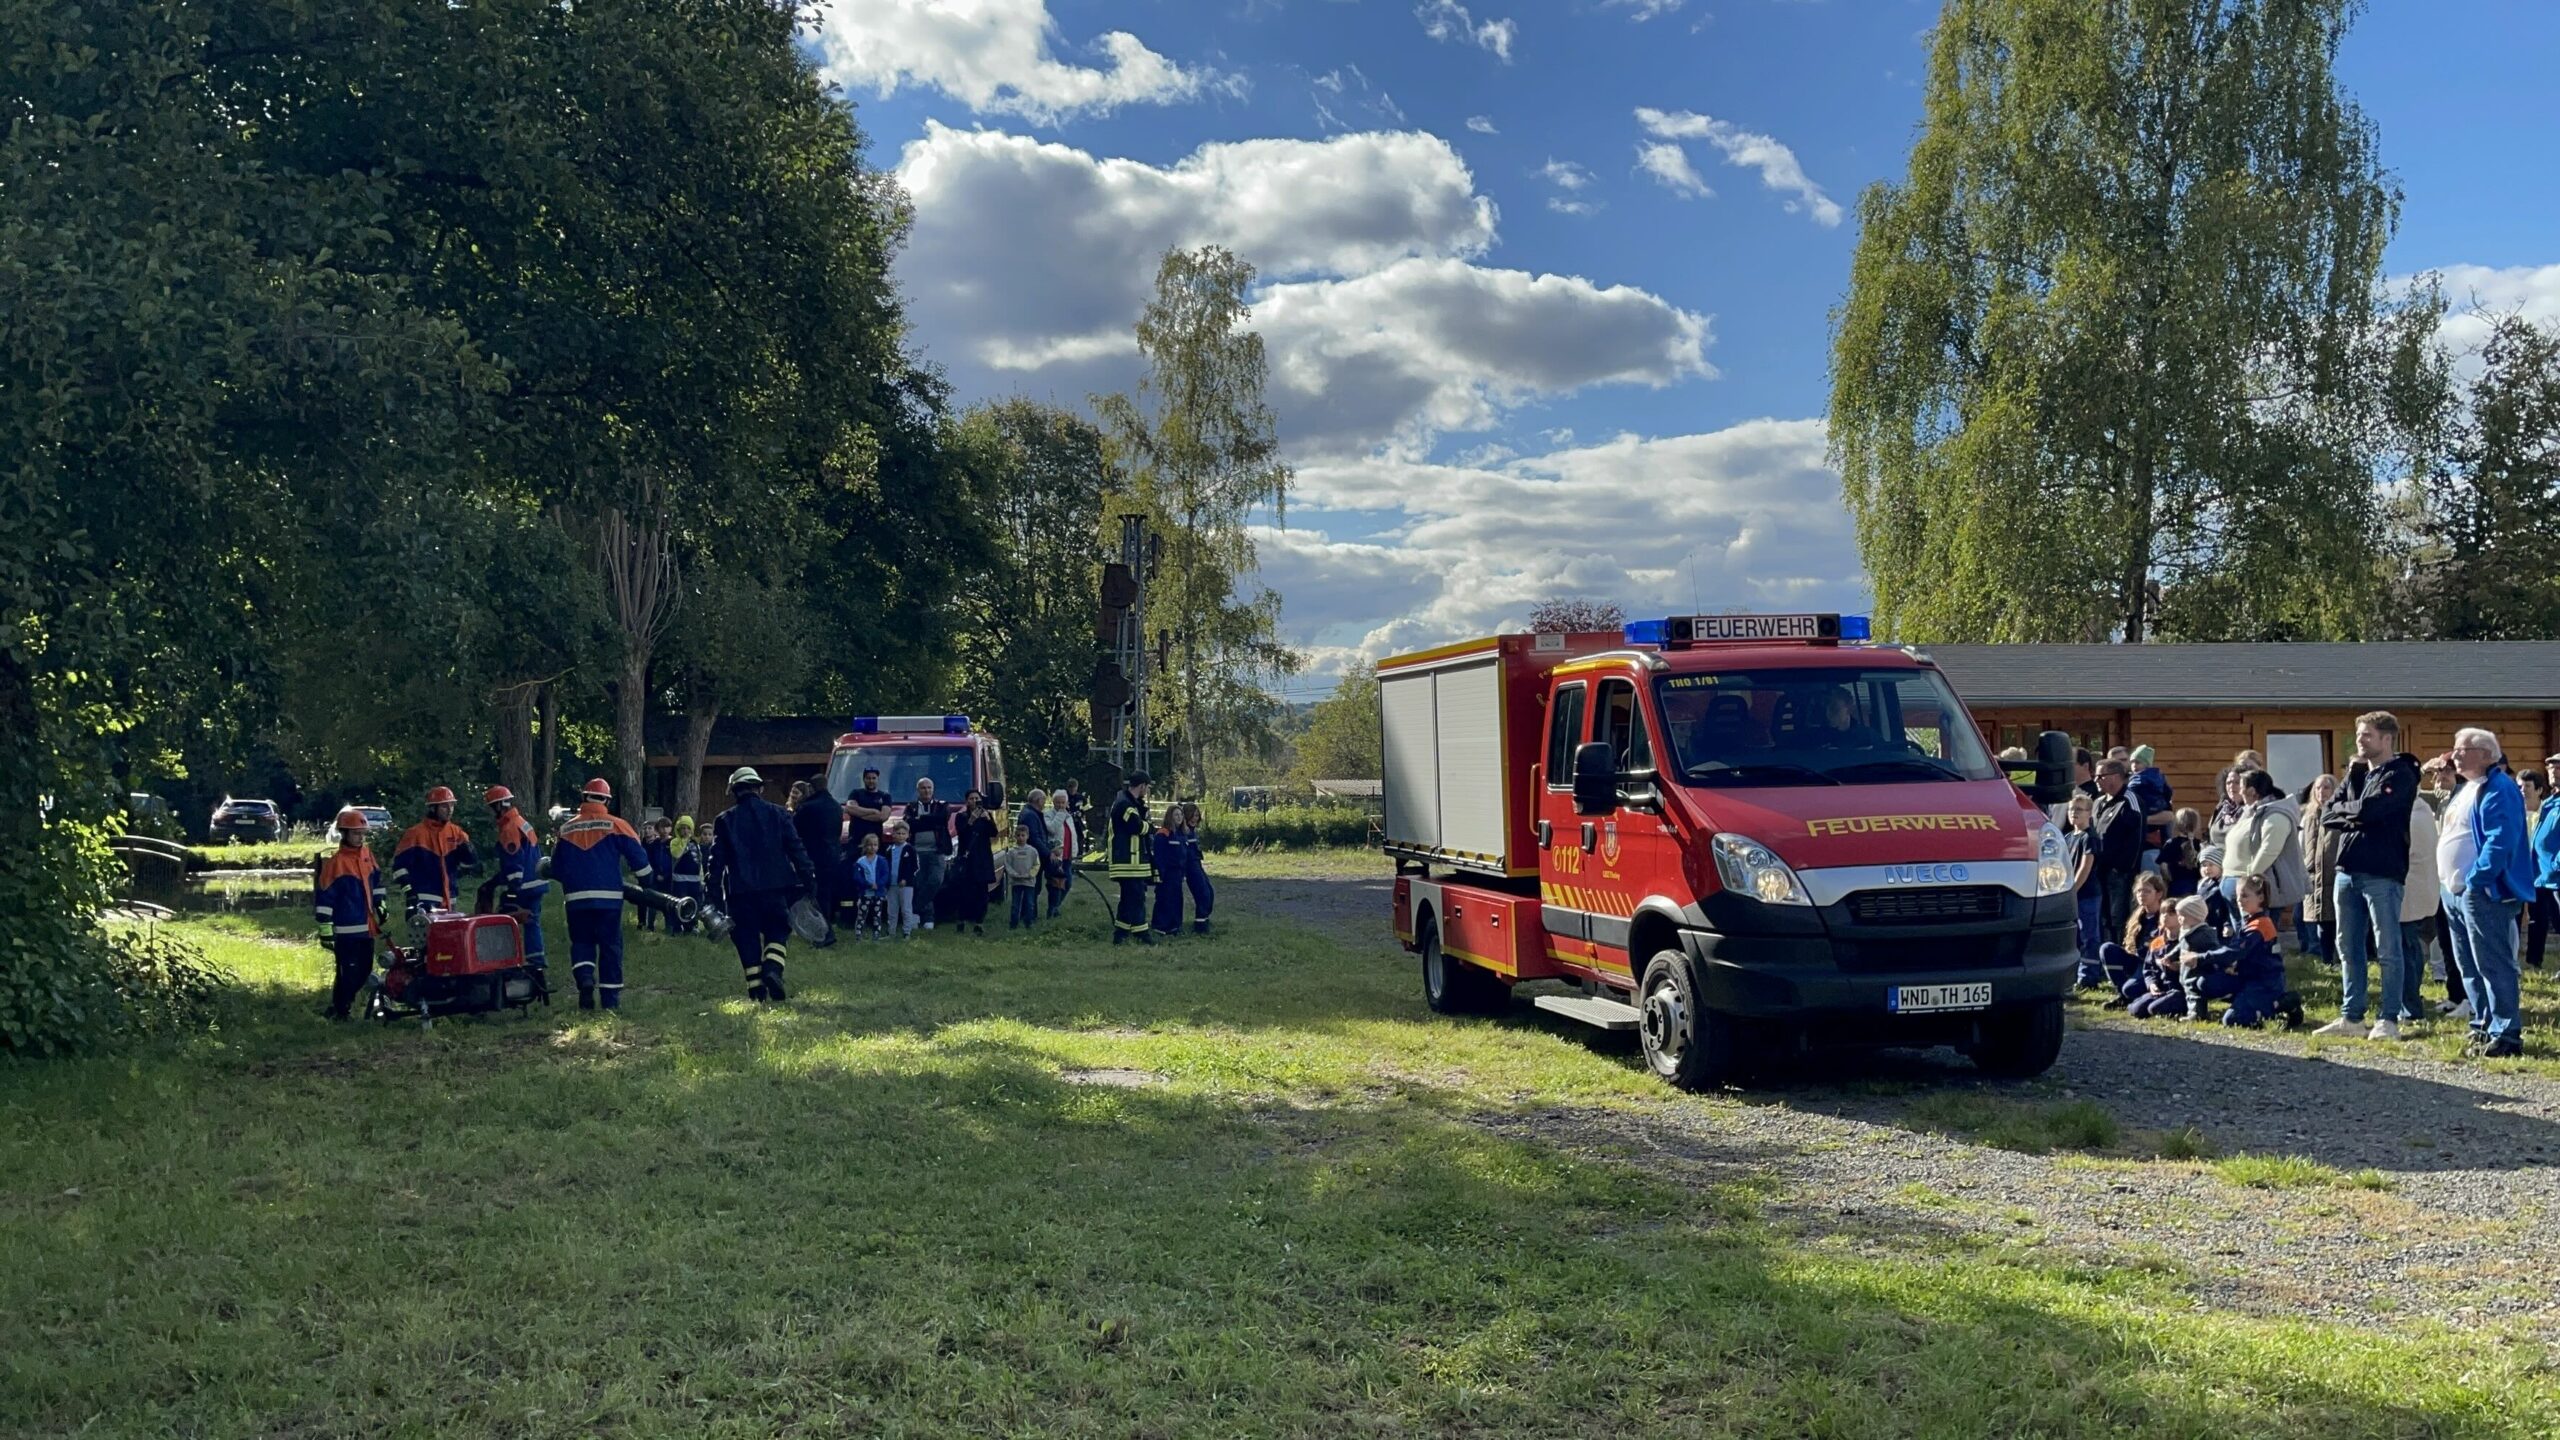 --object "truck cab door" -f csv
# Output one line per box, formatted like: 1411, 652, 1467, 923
1586, 676, 1678, 975
1537, 680, 1599, 975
